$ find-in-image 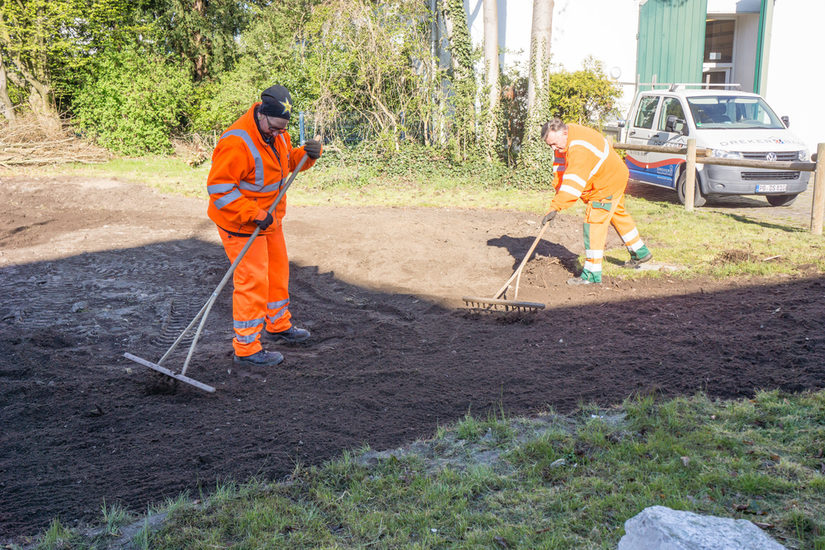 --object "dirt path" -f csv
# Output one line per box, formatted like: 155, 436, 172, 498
1, 174, 823, 542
